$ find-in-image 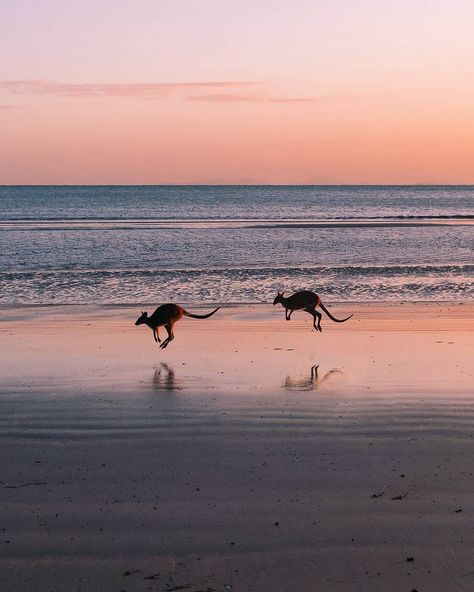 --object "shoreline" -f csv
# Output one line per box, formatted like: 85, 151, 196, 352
1, 302, 473, 395
1, 299, 471, 311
